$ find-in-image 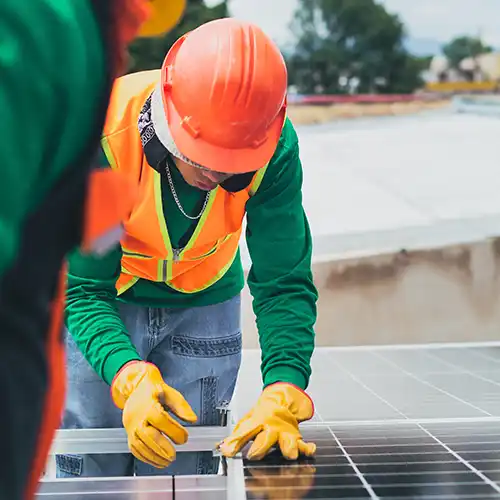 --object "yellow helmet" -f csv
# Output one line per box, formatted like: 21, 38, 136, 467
137, 0, 186, 38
